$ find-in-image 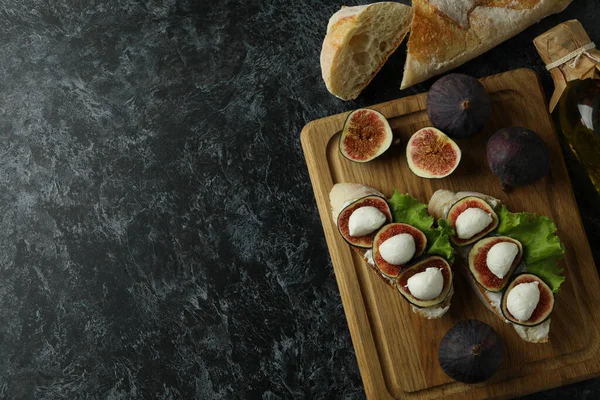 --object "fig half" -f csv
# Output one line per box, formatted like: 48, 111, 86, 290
501, 273, 554, 327
468, 236, 523, 292
487, 127, 550, 190
337, 195, 392, 248
373, 223, 426, 278
395, 256, 452, 308
447, 196, 498, 246
427, 73, 491, 138
406, 127, 461, 178
339, 108, 393, 163
438, 320, 503, 384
